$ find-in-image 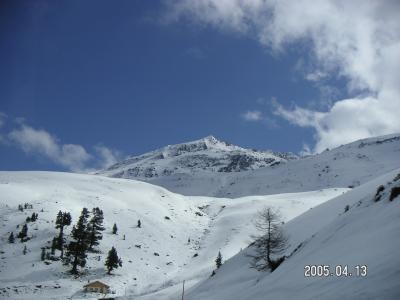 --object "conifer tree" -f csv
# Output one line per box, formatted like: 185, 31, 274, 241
137, 219, 141, 228
51, 237, 57, 255
41, 248, 46, 261
87, 207, 105, 251
112, 223, 118, 235
66, 208, 89, 274
31, 212, 38, 222
55, 211, 72, 258
17, 224, 28, 242
105, 246, 122, 274
8, 232, 15, 243
215, 251, 223, 269
23, 245, 27, 255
